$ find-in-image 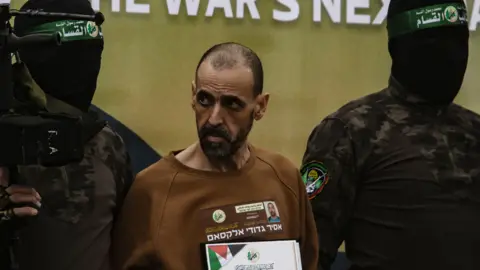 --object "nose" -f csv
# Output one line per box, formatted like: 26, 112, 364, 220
208, 103, 224, 126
